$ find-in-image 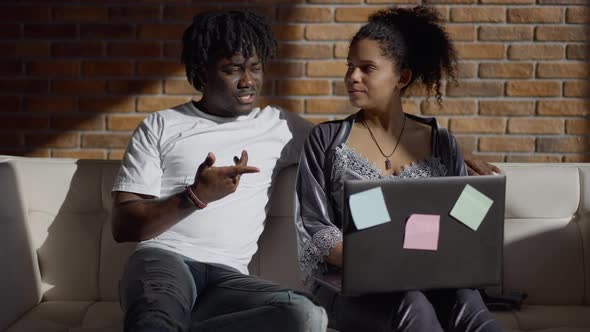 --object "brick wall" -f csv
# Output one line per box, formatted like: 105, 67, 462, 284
1, 0, 588, 162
